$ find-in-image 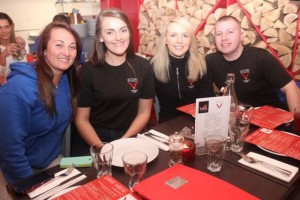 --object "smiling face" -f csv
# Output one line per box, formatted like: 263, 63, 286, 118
0, 19, 12, 42
44, 28, 77, 75
214, 18, 244, 61
166, 22, 191, 58
100, 16, 130, 59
